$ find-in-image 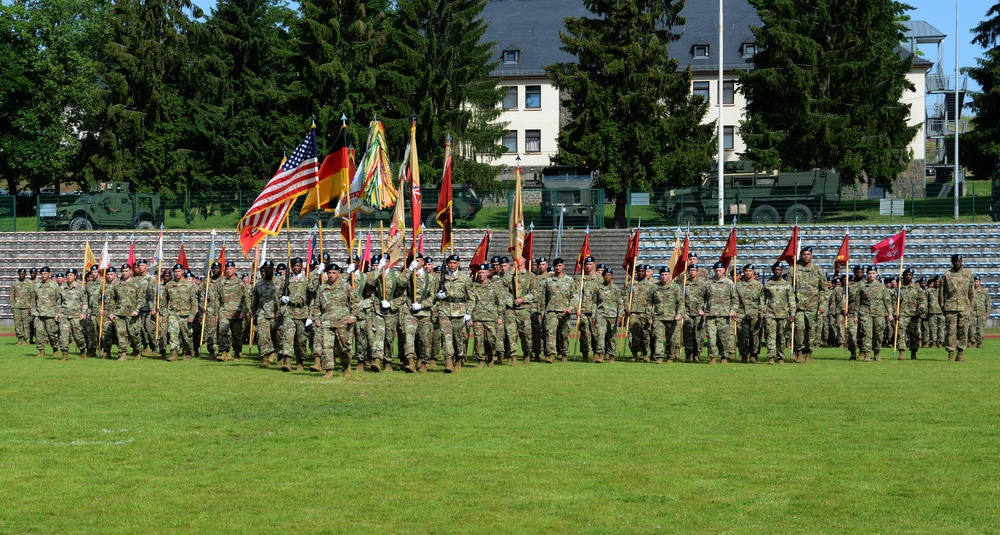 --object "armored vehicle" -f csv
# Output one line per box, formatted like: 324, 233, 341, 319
43, 182, 163, 230
655, 161, 841, 226
539, 166, 603, 228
